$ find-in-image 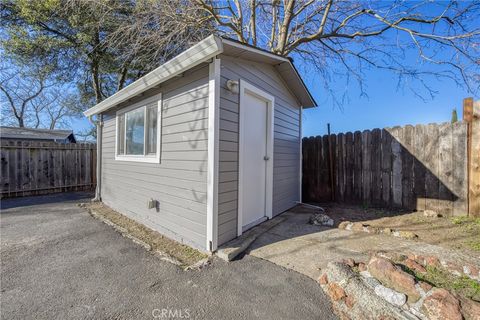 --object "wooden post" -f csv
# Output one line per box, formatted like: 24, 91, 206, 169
464, 98, 480, 216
